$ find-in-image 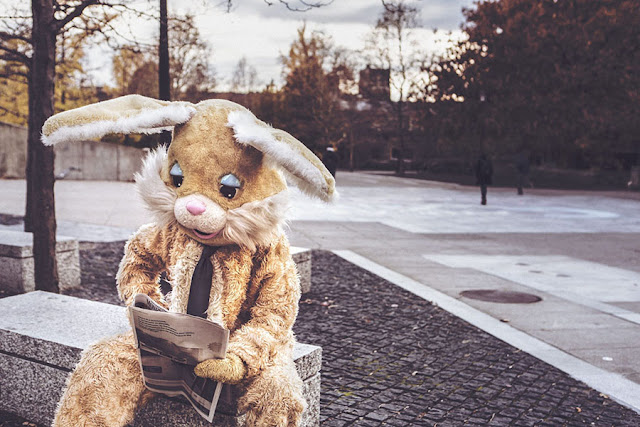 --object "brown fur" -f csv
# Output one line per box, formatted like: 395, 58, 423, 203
54, 223, 306, 426
53, 331, 152, 427
164, 102, 287, 247
46, 95, 332, 426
